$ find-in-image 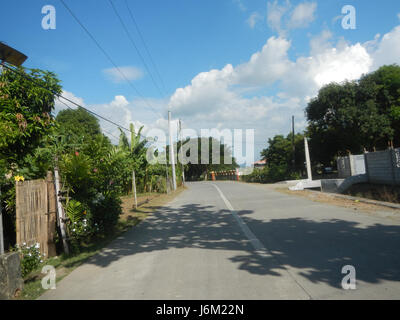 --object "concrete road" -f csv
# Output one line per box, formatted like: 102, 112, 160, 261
39, 181, 400, 300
